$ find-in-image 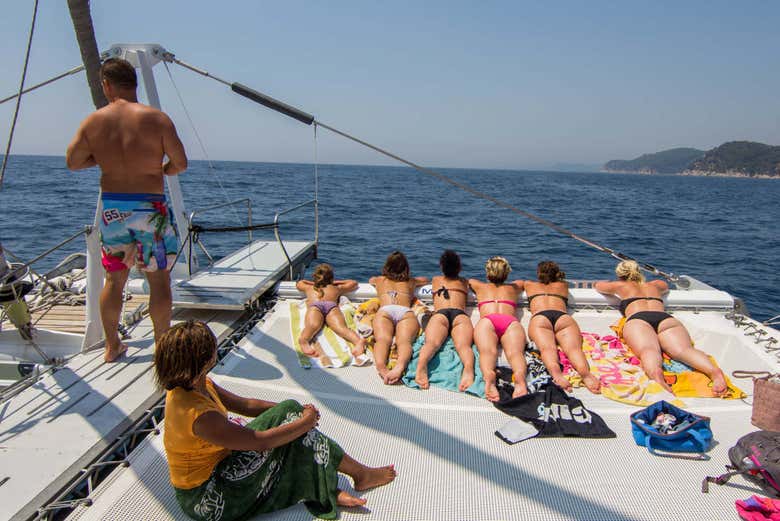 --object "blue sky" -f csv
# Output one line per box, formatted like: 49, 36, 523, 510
1, 1, 778, 170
